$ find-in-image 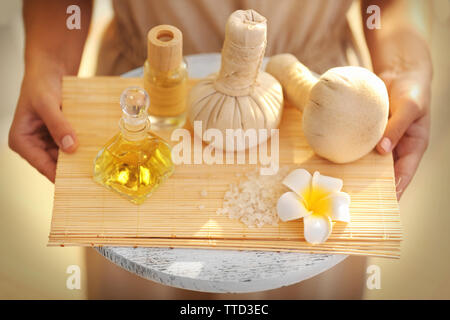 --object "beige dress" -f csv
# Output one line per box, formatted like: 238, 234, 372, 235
90, 0, 367, 299
96, 0, 365, 75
